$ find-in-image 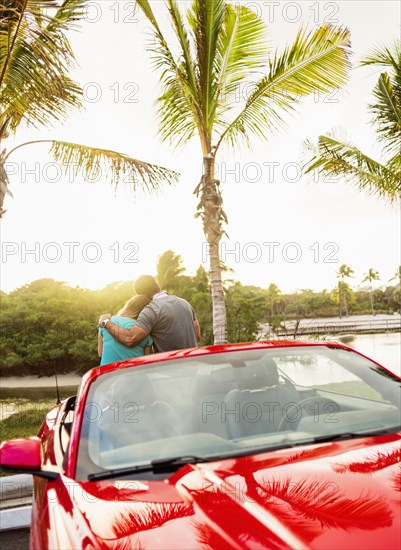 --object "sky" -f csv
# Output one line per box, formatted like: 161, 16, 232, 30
0, 0, 400, 294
